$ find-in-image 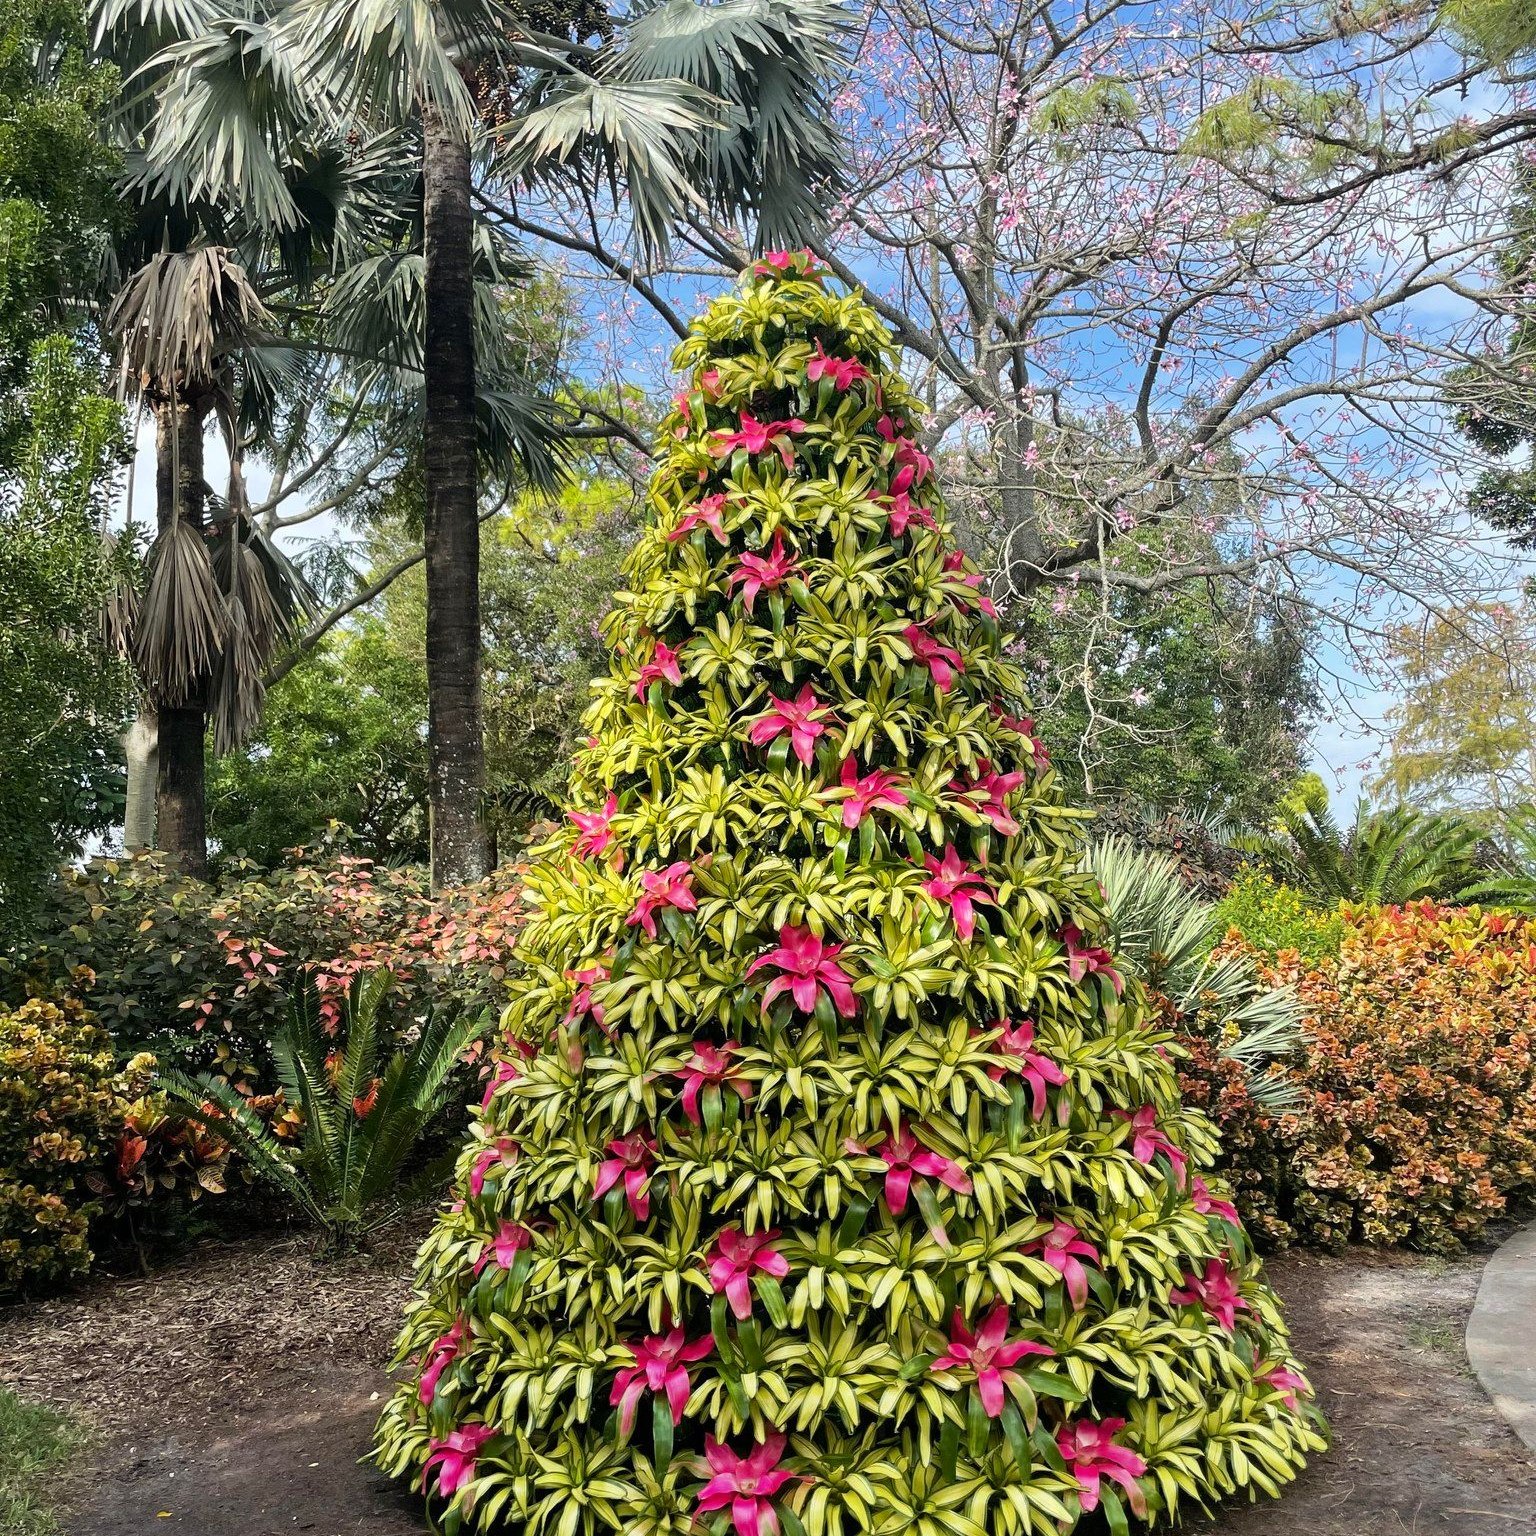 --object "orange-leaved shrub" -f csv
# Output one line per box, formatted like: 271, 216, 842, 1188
1180, 901, 1536, 1251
